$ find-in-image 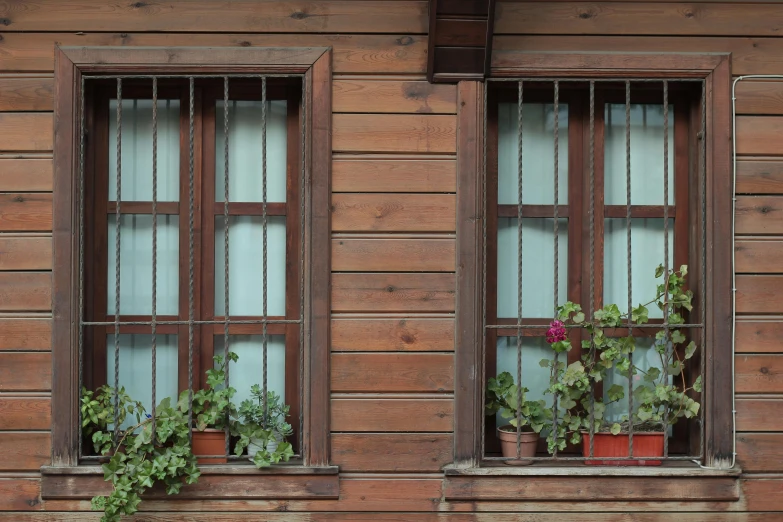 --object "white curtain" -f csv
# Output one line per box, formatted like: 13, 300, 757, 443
215, 335, 287, 406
